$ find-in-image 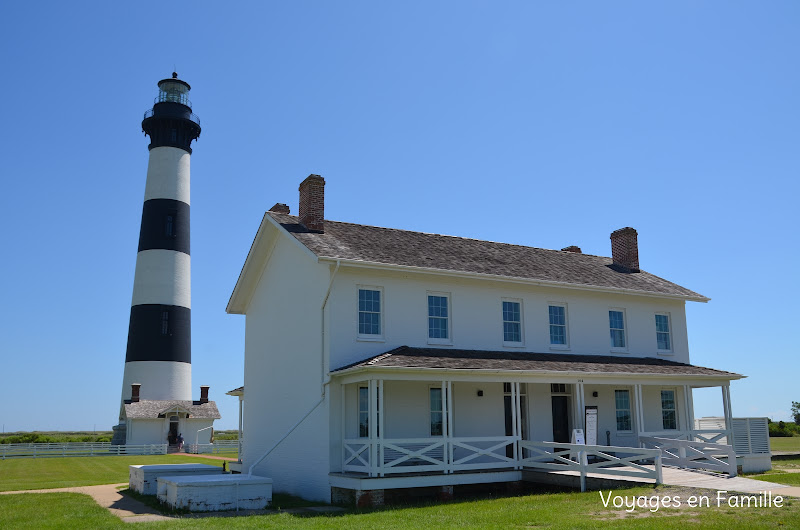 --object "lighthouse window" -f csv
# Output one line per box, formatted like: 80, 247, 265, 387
165, 215, 174, 237
171, 129, 177, 142
161, 311, 170, 335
